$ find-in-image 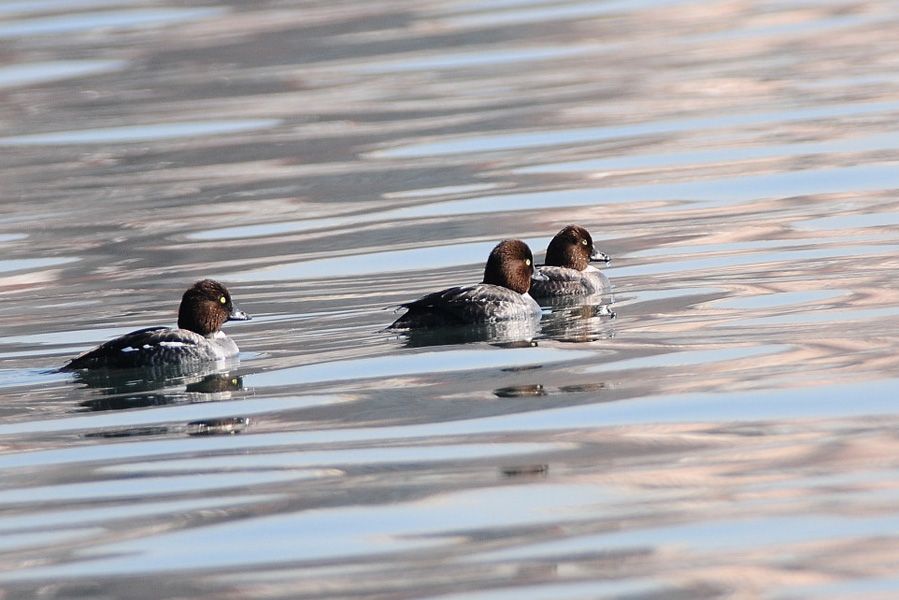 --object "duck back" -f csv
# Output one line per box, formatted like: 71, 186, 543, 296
63, 327, 228, 370
390, 283, 541, 328
531, 266, 609, 298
